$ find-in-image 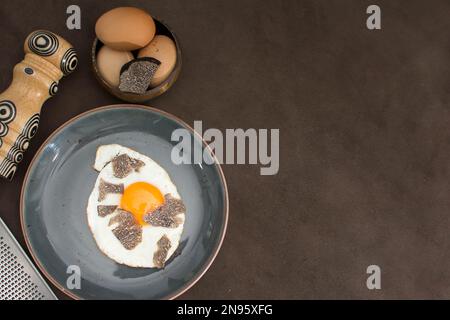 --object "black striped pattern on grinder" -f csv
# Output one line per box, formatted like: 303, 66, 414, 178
0, 158, 17, 181
0, 100, 16, 149
0, 114, 40, 180
28, 31, 59, 57
60, 48, 78, 75
49, 82, 59, 96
